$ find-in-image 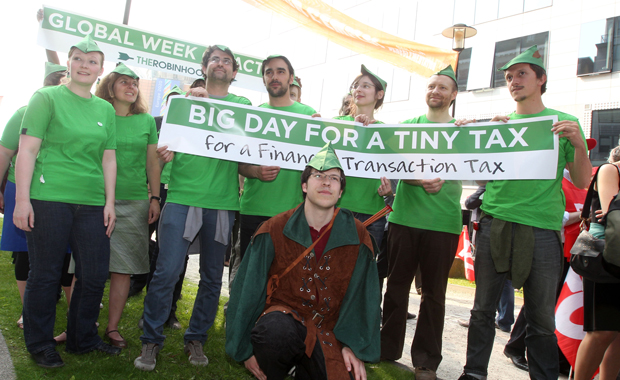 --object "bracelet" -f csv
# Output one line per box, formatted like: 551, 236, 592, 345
150, 196, 161, 202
